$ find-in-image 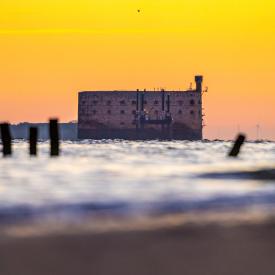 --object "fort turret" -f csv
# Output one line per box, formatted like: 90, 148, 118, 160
195, 75, 203, 93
